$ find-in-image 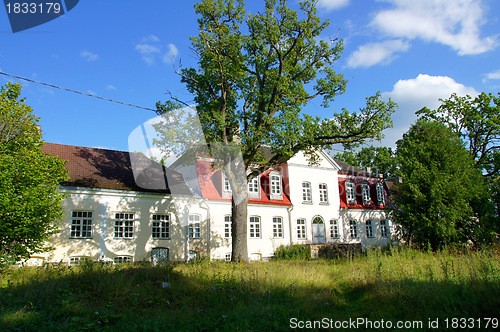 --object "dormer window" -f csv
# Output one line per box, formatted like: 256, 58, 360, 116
376, 183, 385, 206
248, 176, 260, 198
269, 171, 282, 200
223, 173, 231, 192
346, 180, 356, 204
361, 182, 371, 205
